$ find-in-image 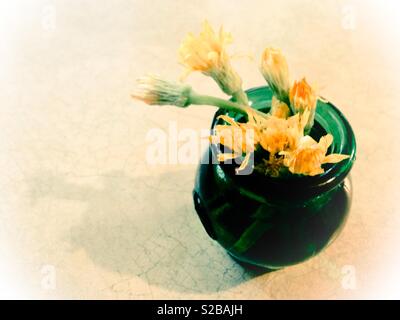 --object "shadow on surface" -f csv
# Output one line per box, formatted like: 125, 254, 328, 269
29, 170, 271, 294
